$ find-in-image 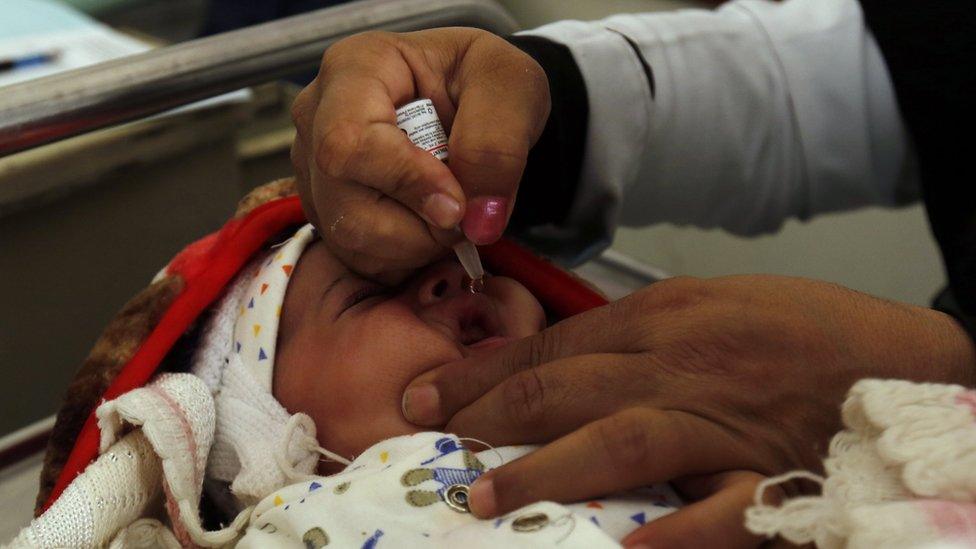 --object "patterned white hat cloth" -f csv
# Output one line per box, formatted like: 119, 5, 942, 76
232, 223, 317, 392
